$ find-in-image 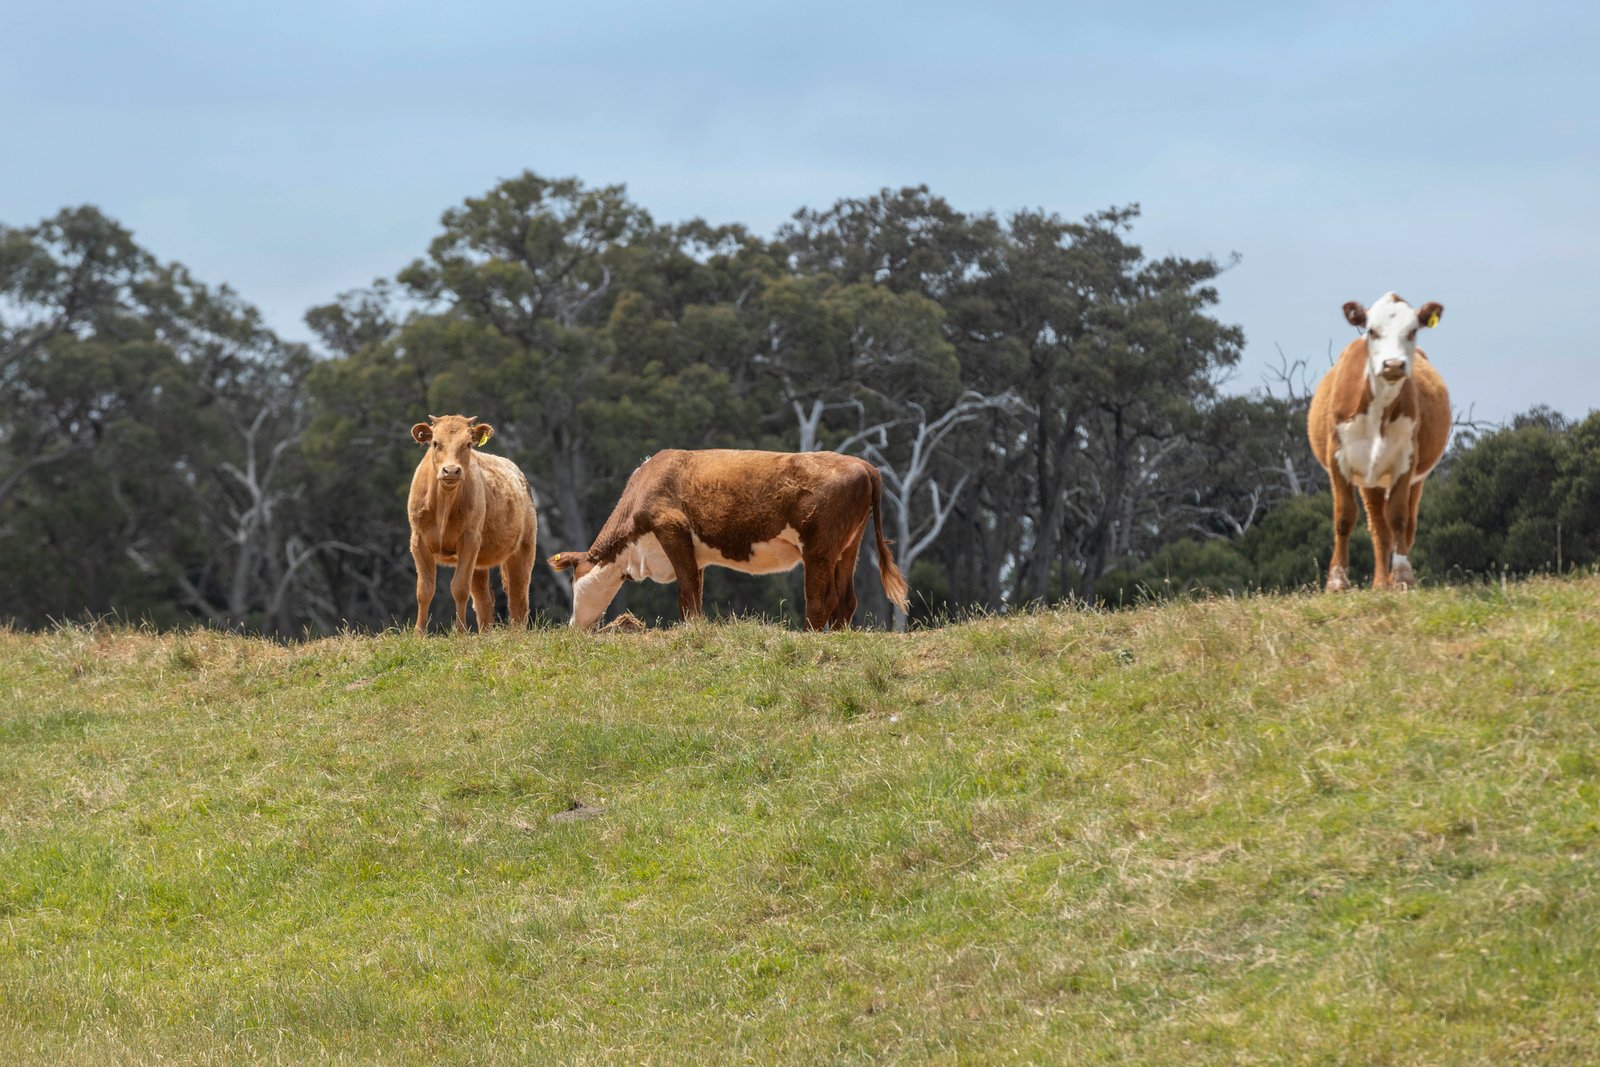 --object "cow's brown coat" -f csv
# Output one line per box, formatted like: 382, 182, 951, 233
408, 415, 538, 633
548, 449, 908, 630
1307, 307, 1451, 591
